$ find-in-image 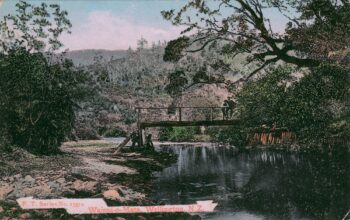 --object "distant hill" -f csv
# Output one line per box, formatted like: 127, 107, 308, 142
63, 49, 129, 66
65, 46, 237, 139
